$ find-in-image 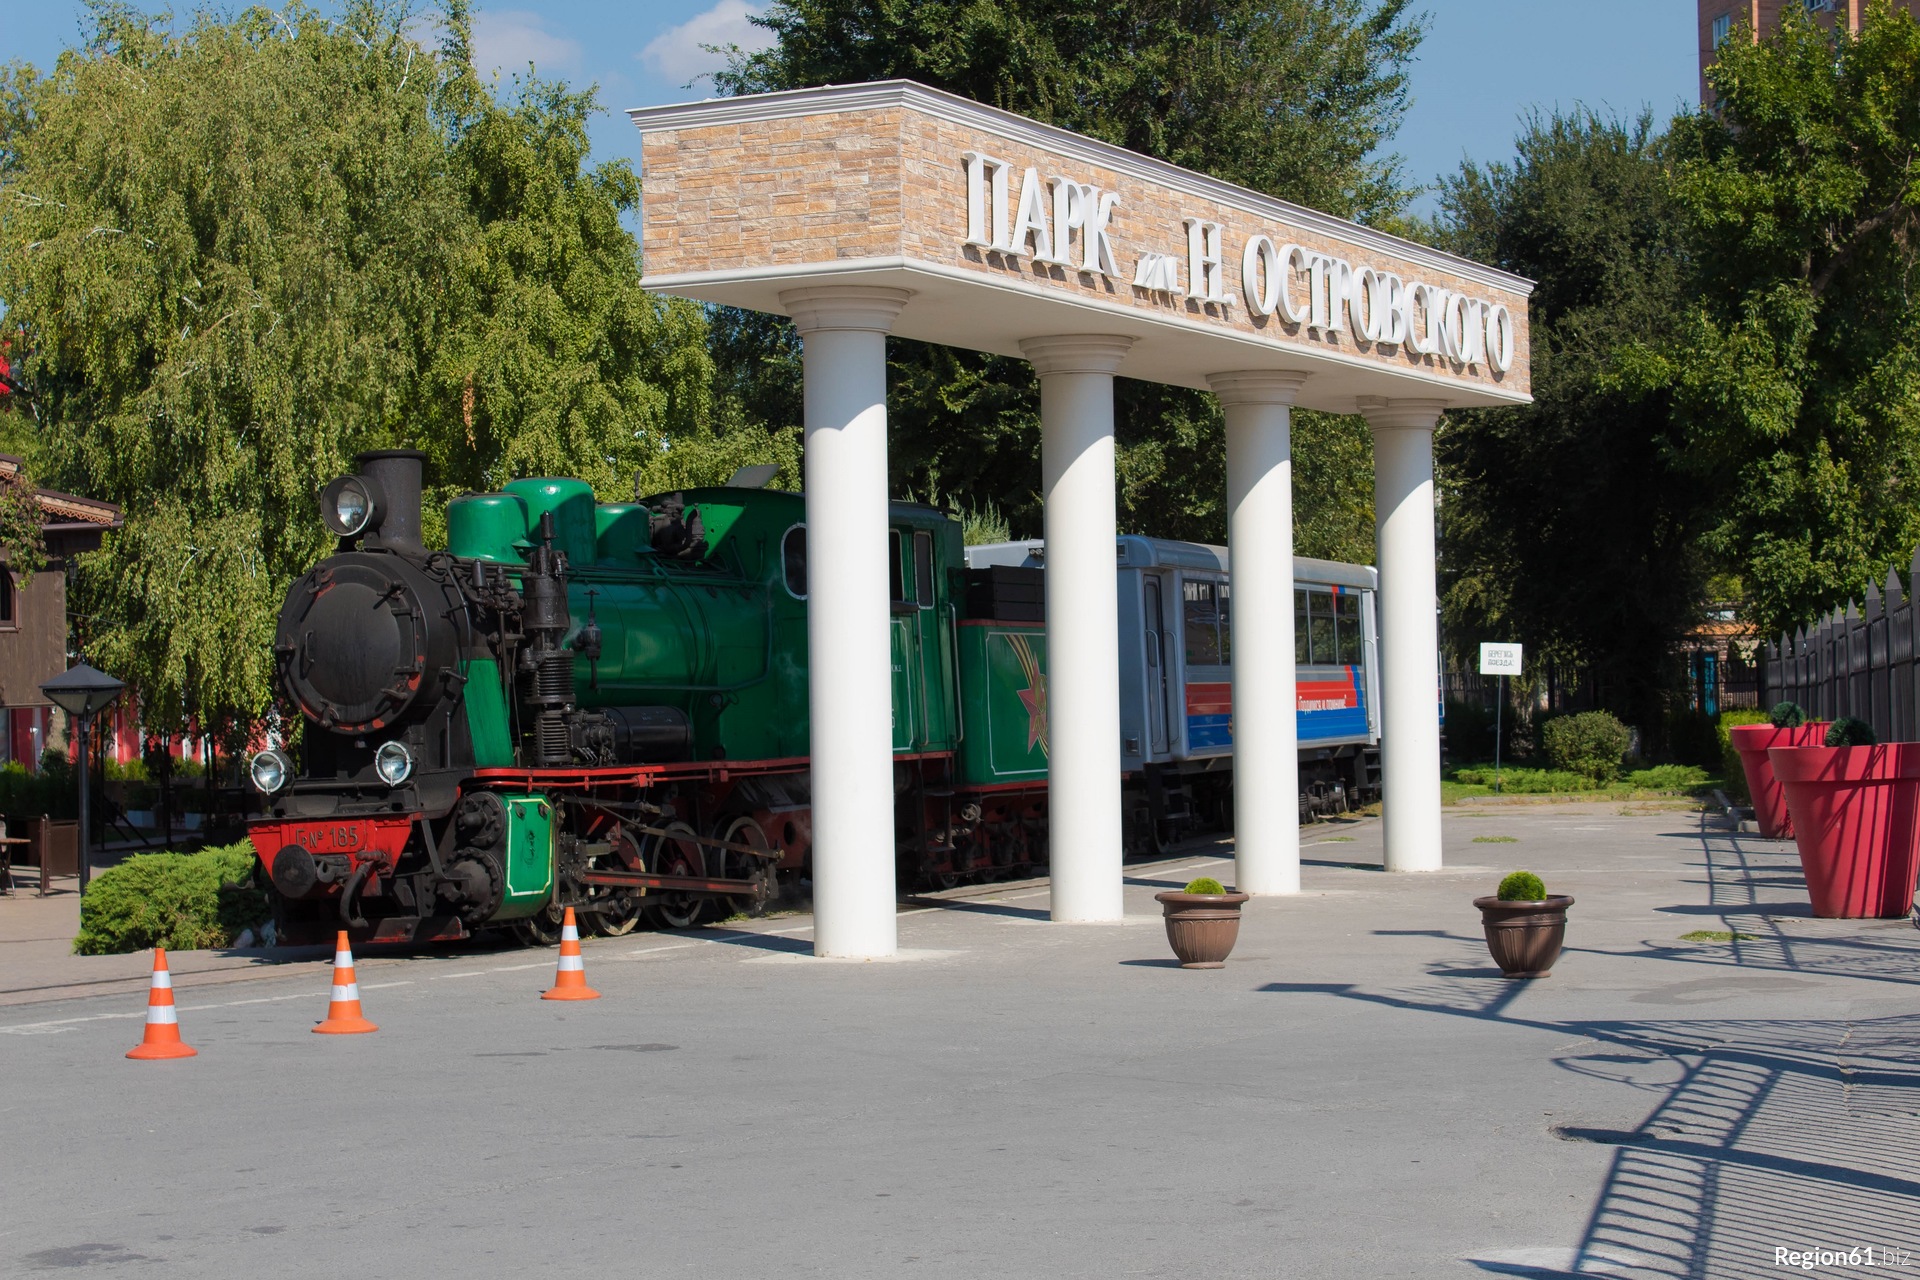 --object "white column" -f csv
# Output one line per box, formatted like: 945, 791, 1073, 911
1358, 397, 1448, 873
1210, 370, 1311, 895
1021, 335, 1133, 923
783, 286, 912, 957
